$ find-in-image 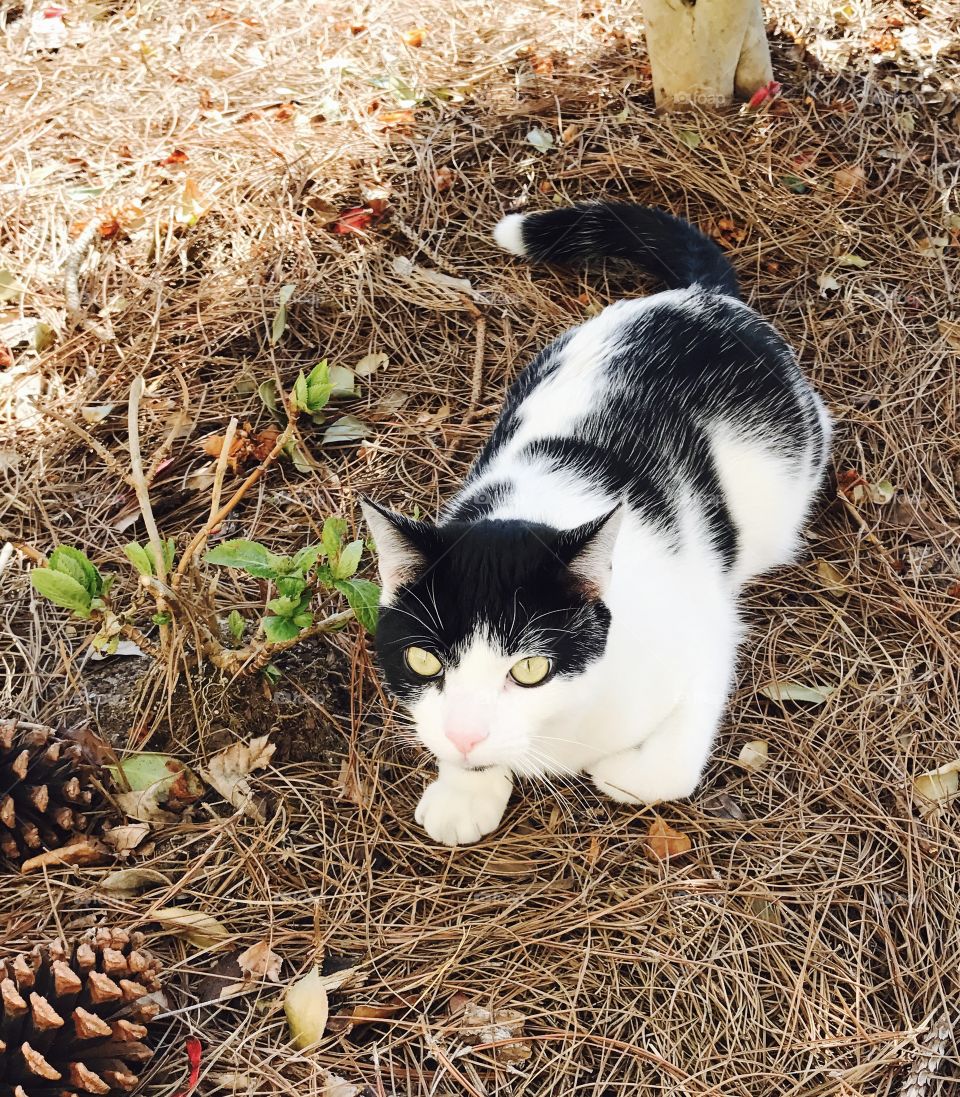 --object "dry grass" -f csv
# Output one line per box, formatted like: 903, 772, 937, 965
2, 0, 960, 1093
